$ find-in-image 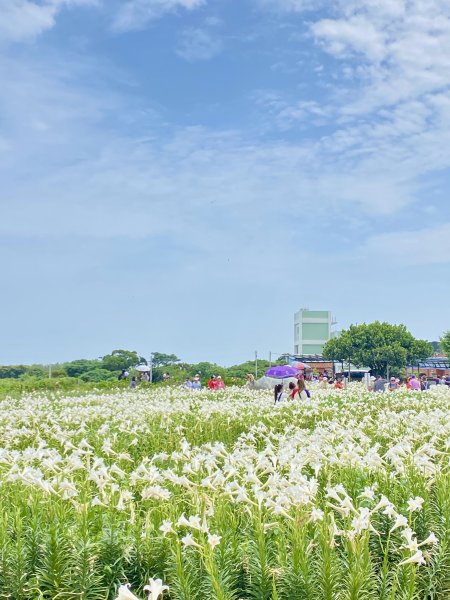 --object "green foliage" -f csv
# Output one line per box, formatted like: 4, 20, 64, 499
64, 359, 102, 377
151, 352, 180, 367
80, 368, 118, 382
101, 349, 147, 372
0, 365, 29, 379
440, 331, 450, 357
323, 322, 433, 375
431, 340, 442, 353
0, 349, 303, 389
0, 364, 47, 379
226, 360, 271, 379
